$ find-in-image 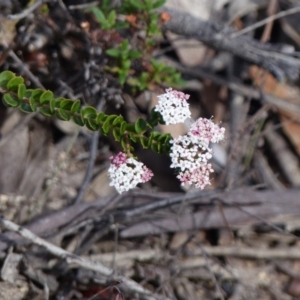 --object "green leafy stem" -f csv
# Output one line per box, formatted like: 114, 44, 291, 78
0, 71, 172, 155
